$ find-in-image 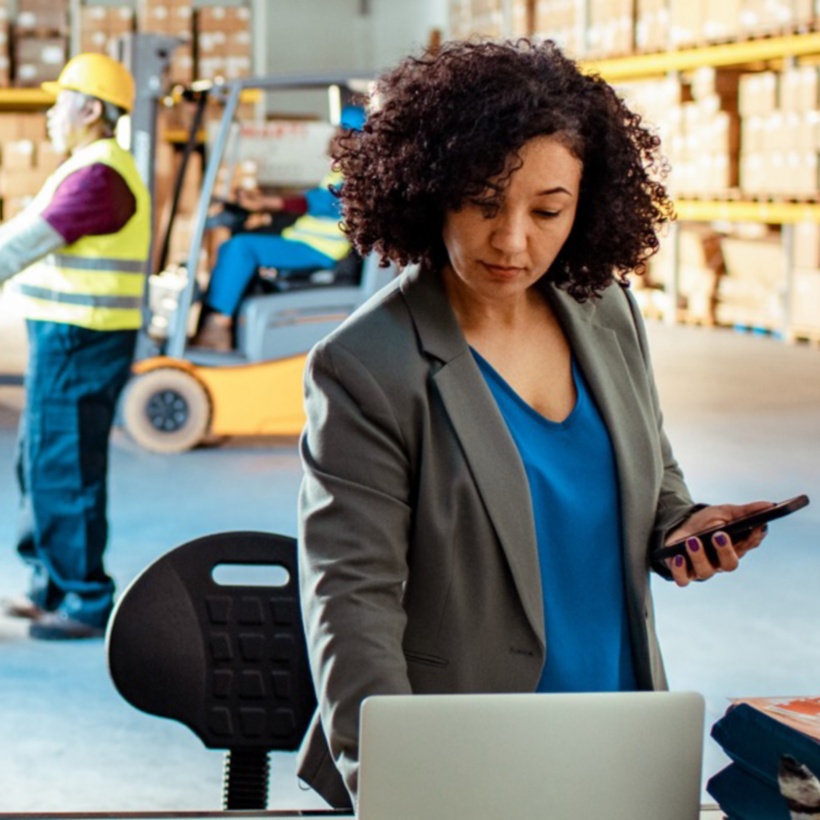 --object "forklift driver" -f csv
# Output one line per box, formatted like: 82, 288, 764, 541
192, 105, 367, 352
